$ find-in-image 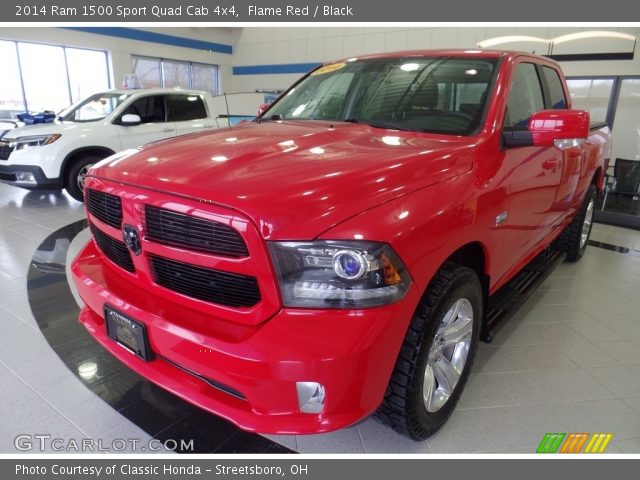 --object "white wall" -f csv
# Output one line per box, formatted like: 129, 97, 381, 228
0, 26, 638, 95
232, 26, 640, 91
0, 27, 235, 91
